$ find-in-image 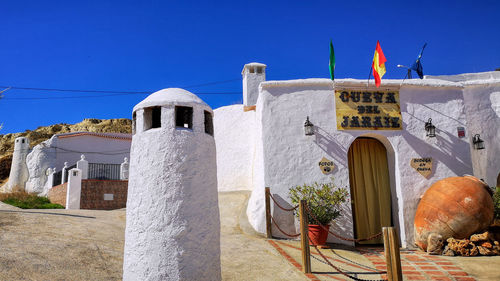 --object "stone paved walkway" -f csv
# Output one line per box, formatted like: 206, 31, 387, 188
268, 239, 500, 281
